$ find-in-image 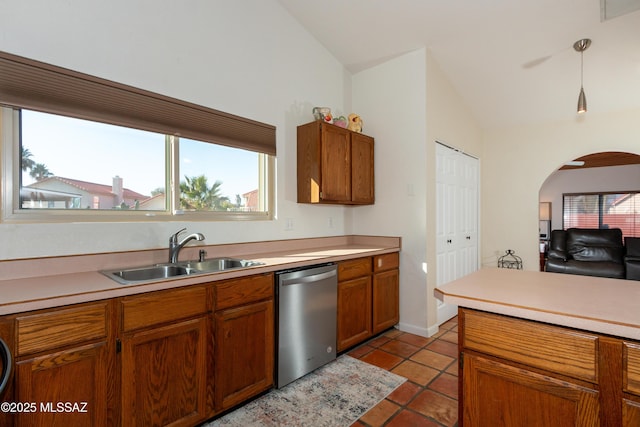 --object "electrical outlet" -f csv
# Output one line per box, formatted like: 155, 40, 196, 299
328, 216, 334, 228
285, 218, 294, 231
